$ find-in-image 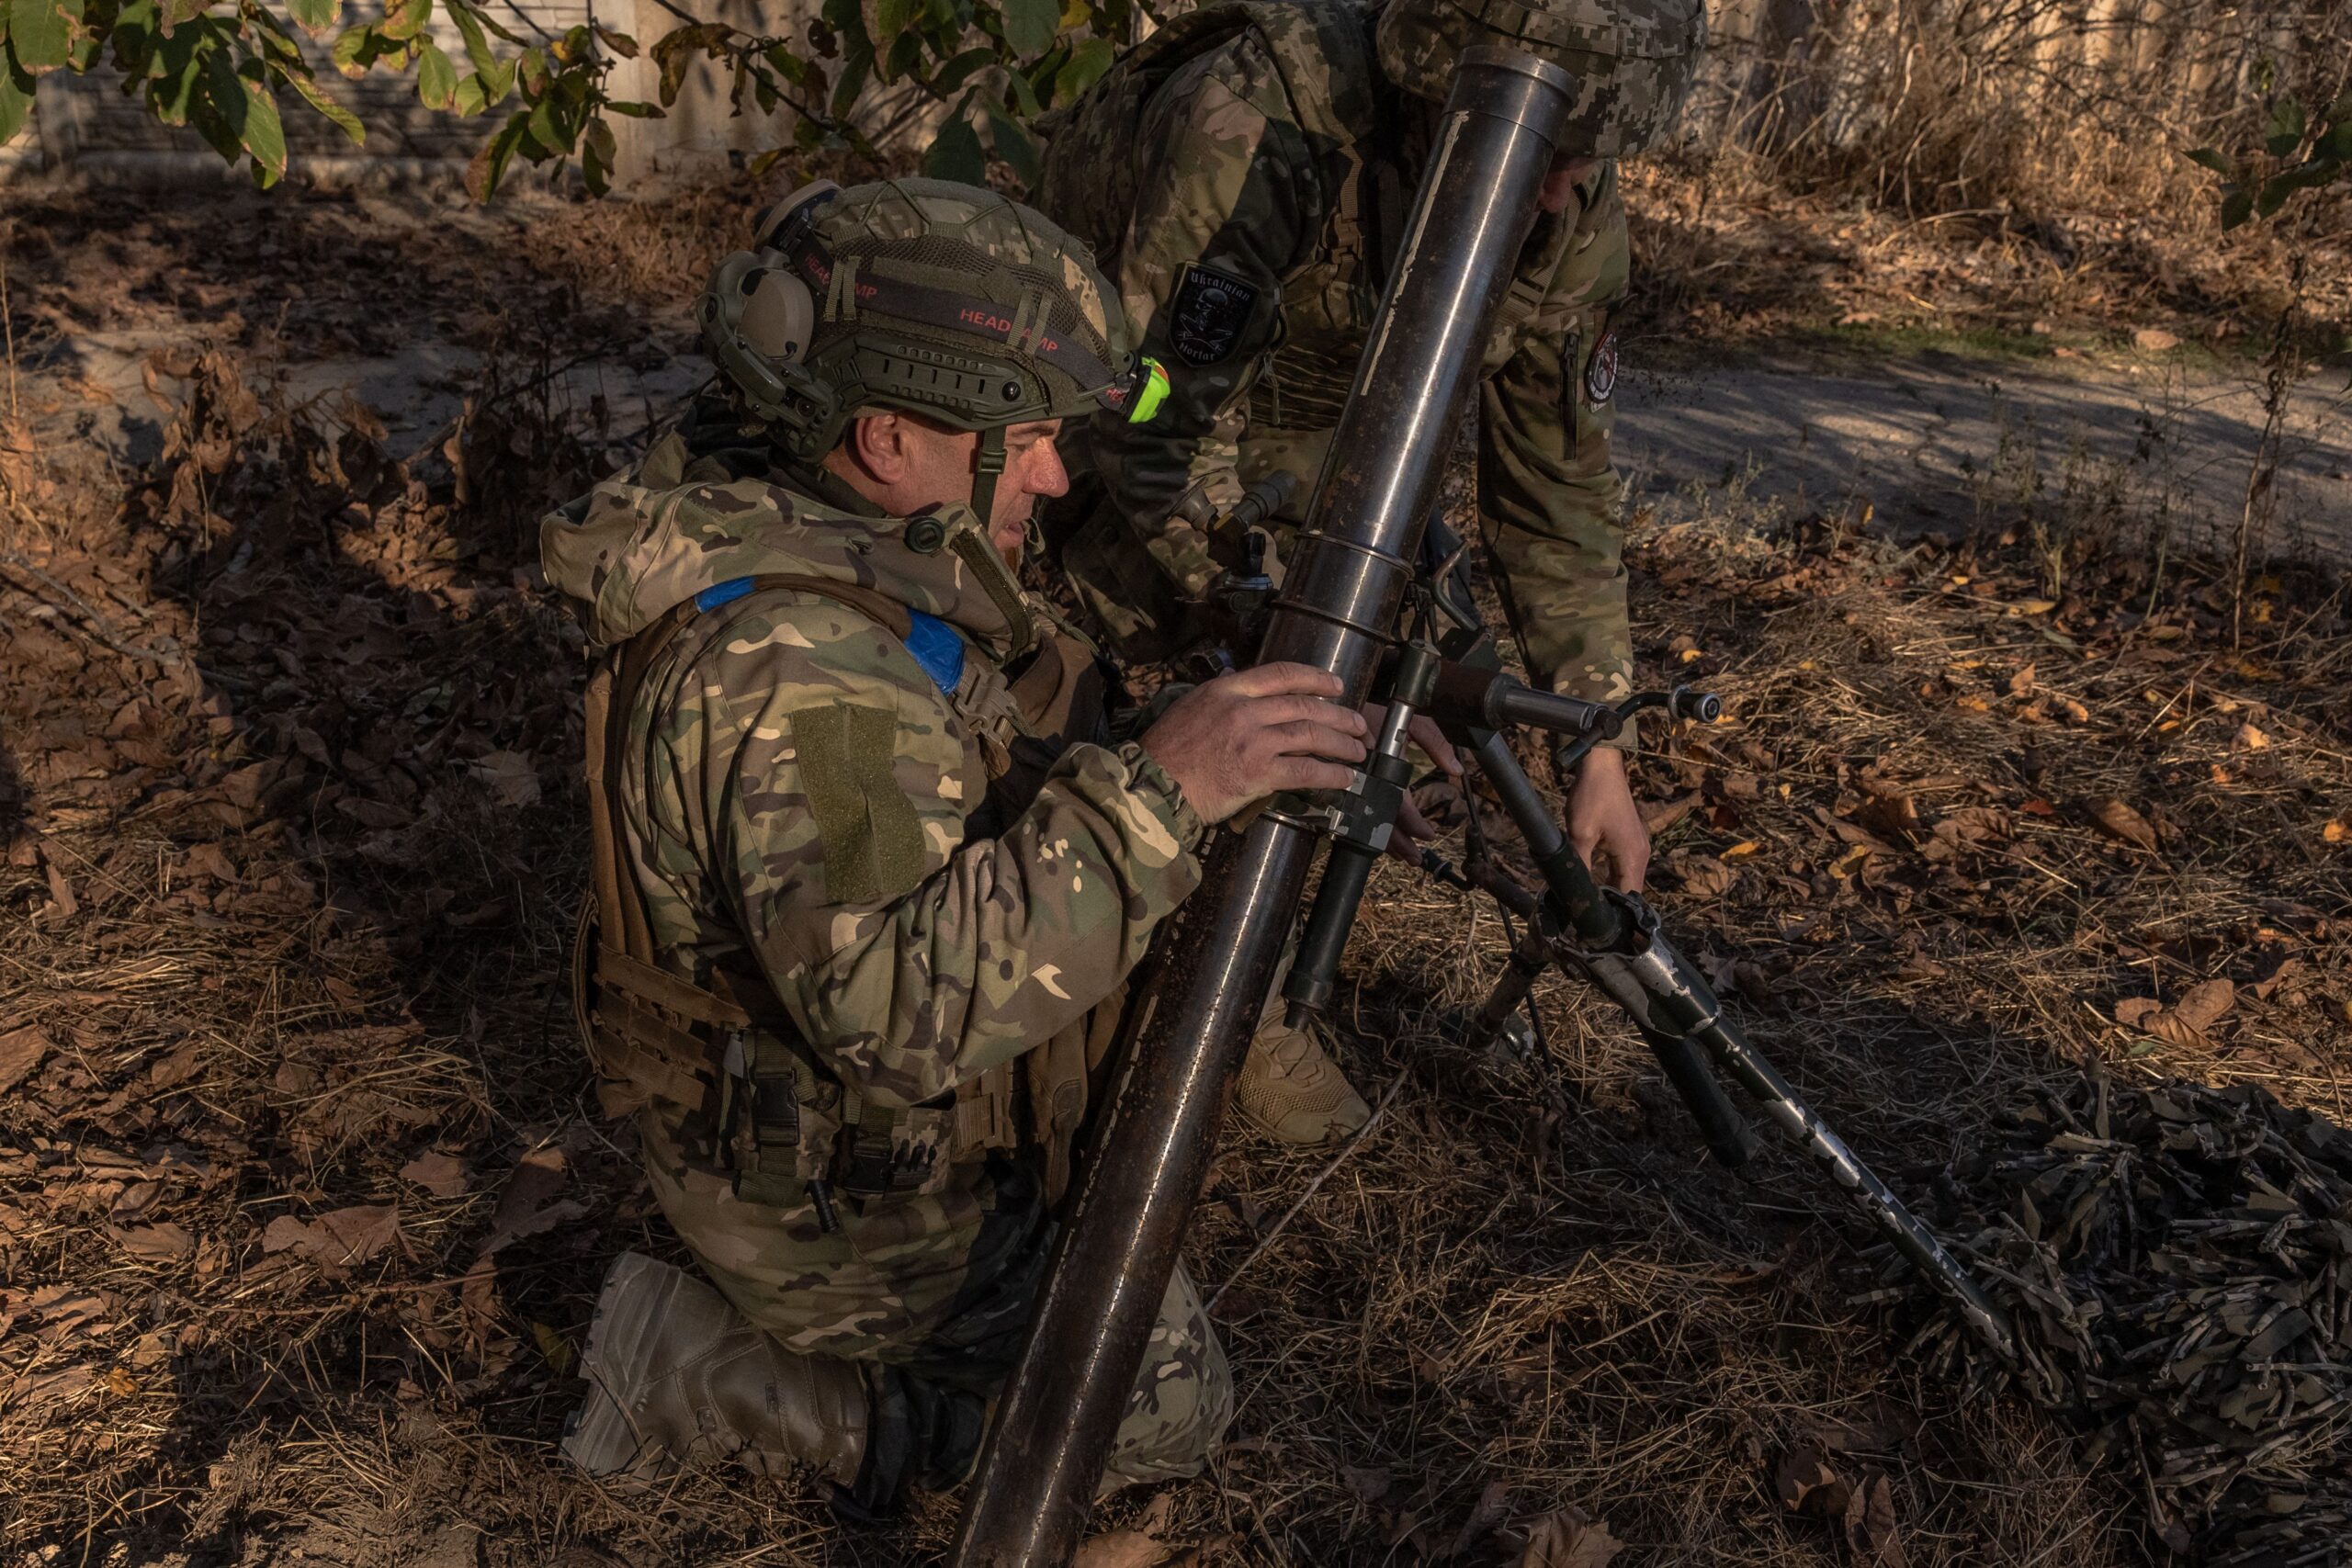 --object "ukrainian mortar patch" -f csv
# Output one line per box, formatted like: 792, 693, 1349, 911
1585, 328, 1620, 405
1168, 262, 1259, 367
